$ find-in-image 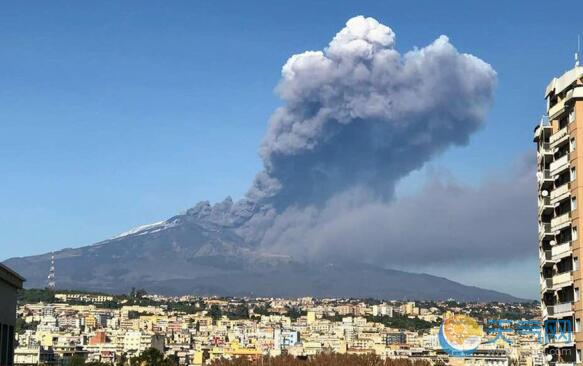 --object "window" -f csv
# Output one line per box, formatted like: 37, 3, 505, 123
578, 349, 582, 364
573, 226, 578, 241
576, 287, 580, 302
559, 116, 569, 129
574, 256, 580, 271
572, 137, 577, 152
572, 167, 577, 181
8, 326, 14, 366
1, 323, 7, 366
572, 196, 577, 211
